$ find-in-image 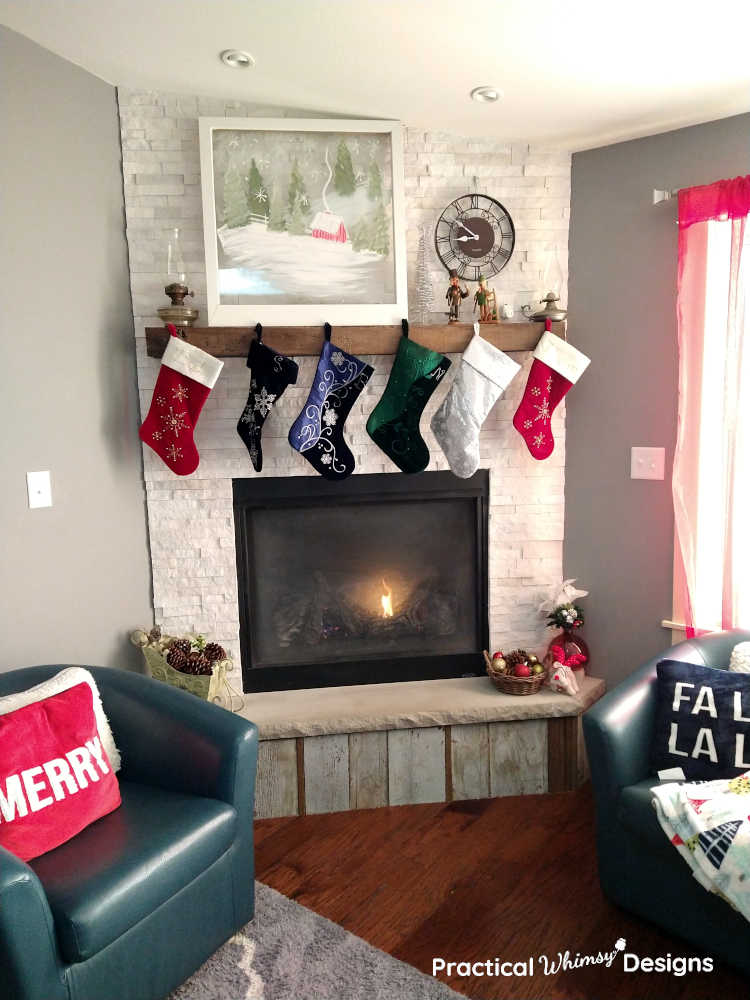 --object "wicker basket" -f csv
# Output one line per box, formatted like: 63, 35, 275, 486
484, 651, 547, 696
141, 646, 227, 703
